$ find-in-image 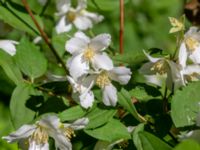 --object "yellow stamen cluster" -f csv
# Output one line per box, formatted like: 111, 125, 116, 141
151, 60, 168, 75
96, 71, 111, 88
185, 72, 199, 81
66, 11, 76, 22
185, 37, 199, 52
83, 48, 95, 61
64, 127, 76, 139
31, 126, 48, 145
